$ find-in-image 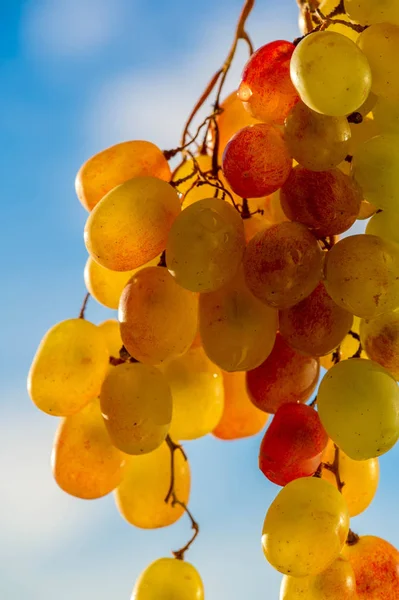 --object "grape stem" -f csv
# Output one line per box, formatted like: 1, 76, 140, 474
78, 292, 90, 319
109, 345, 139, 365
322, 443, 345, 492
346, 529, 360, 546
164, 435, 200, 561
